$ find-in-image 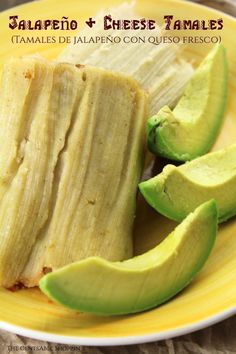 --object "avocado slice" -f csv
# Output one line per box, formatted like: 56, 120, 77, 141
139, 144, 236, 223
147, 44, 227, 161
39, 200, 217, 315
